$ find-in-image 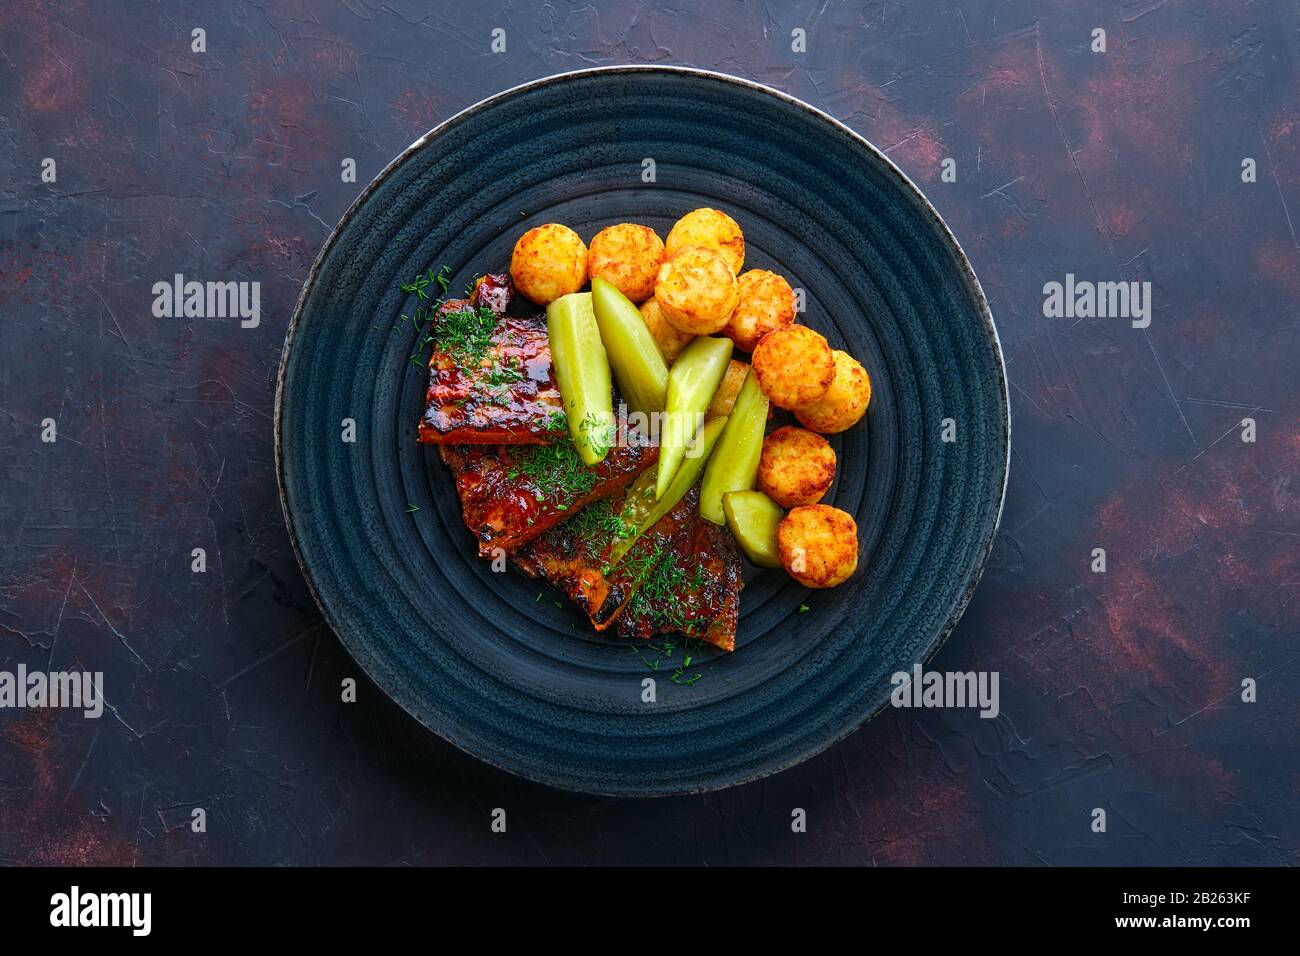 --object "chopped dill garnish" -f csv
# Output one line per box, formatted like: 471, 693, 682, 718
481, 356, 524, 390
559, 499, 636, 556
401, 264, 452, 301
620, 543, 710, 637
627, 637, 706, 685
636, 547, 689, 609
399, 263, 453, 368
508, 439, 599, 501
433, 304, 498, 364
